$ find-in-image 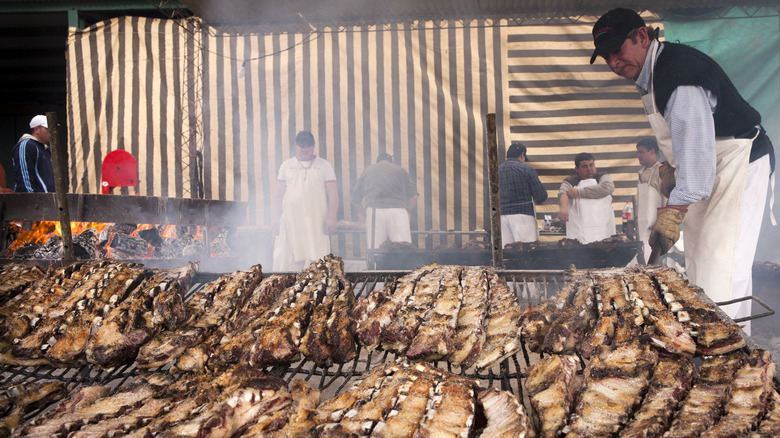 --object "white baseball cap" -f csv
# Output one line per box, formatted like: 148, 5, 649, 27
29, 115, 48, 129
